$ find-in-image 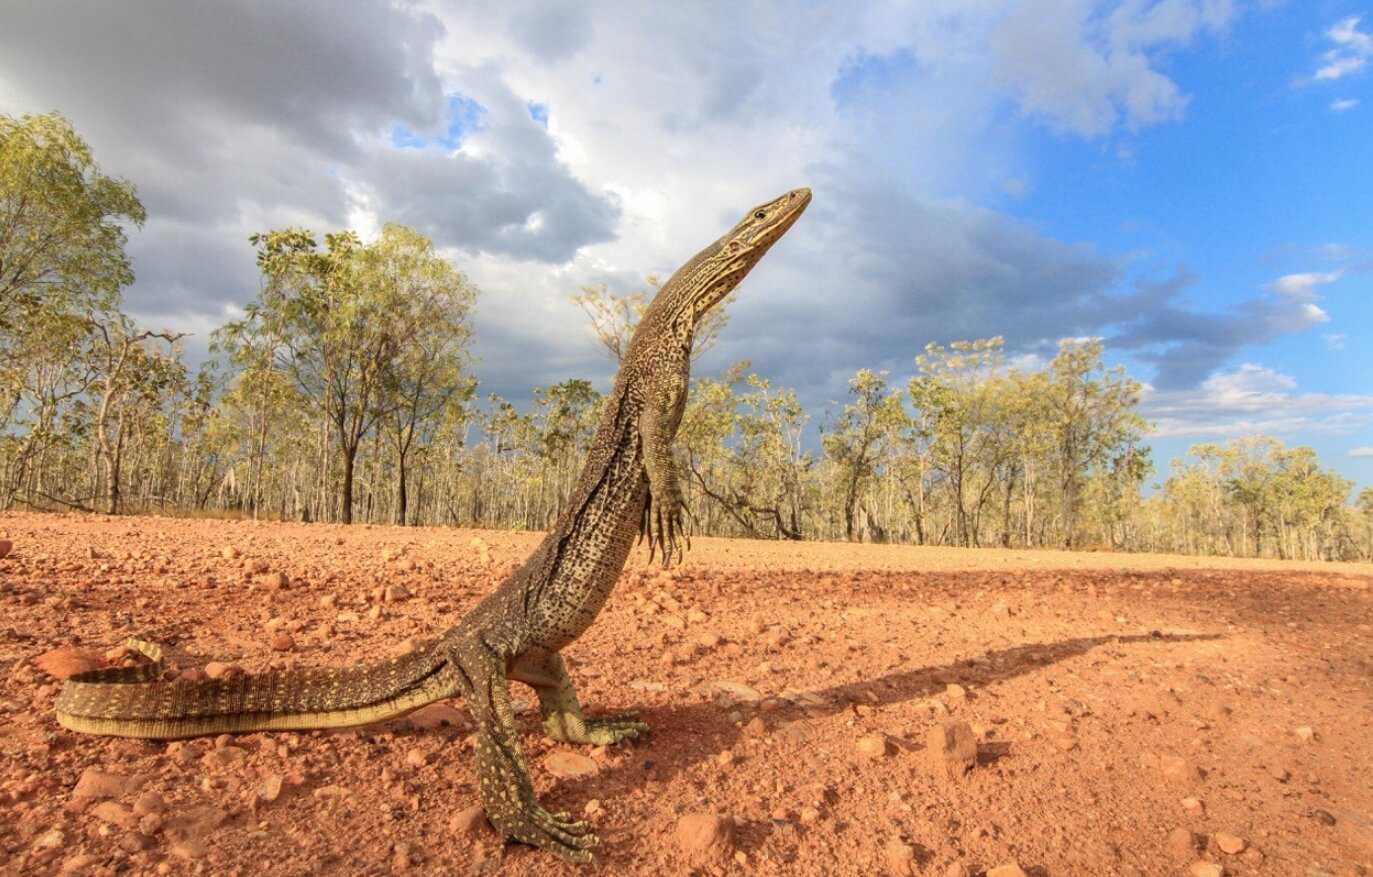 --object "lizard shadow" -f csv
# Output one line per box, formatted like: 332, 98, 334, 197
546, 631, 1221, 814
